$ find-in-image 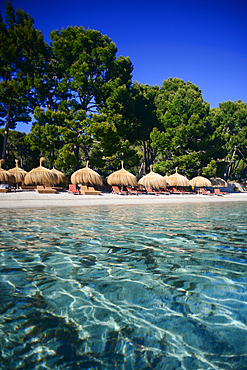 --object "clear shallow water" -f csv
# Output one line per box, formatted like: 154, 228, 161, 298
0, 202, 247, 370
